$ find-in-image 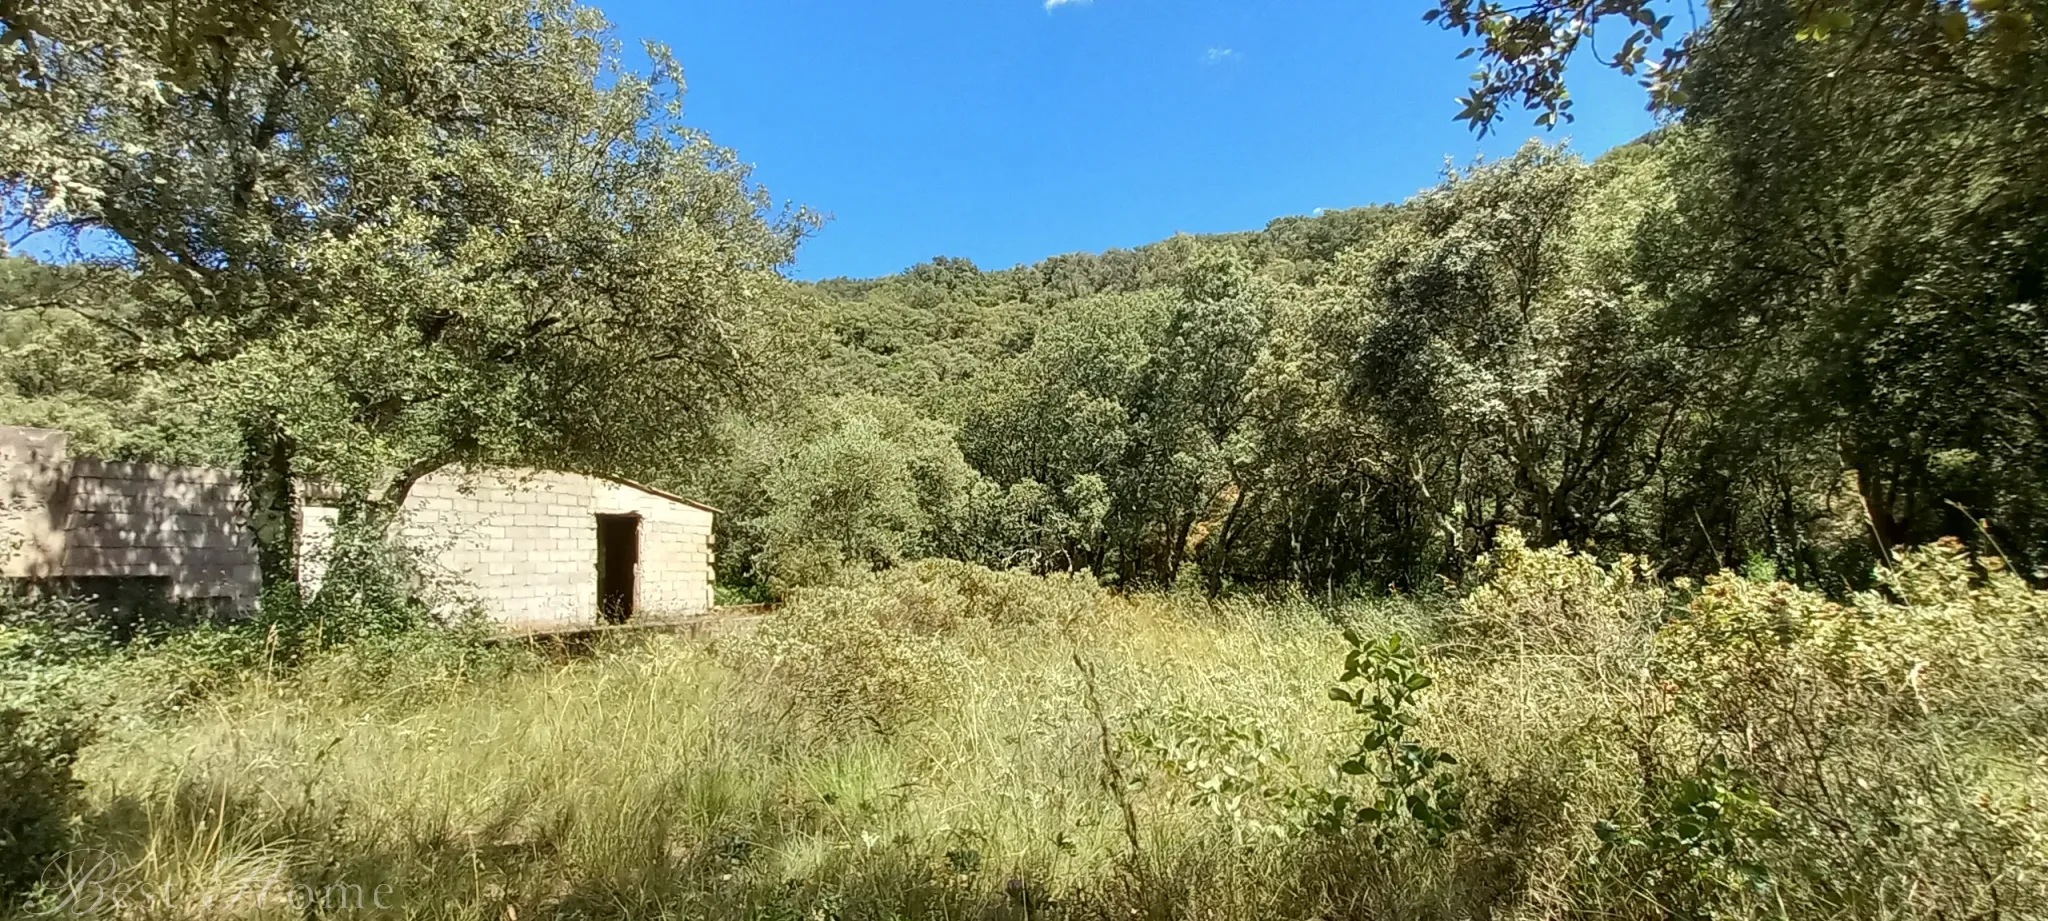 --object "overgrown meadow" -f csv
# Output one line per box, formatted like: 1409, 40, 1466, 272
3, 1, 2046, 918
5, 537, 2043, 921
